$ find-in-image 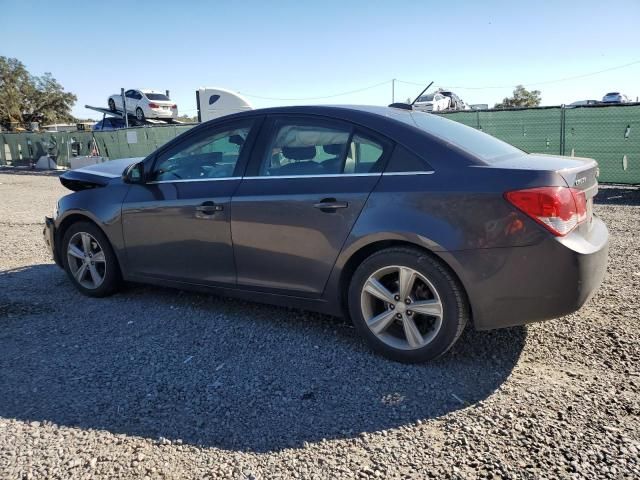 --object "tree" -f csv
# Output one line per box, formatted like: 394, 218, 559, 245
0, 57, 77, 129
494, 85, 541, 109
